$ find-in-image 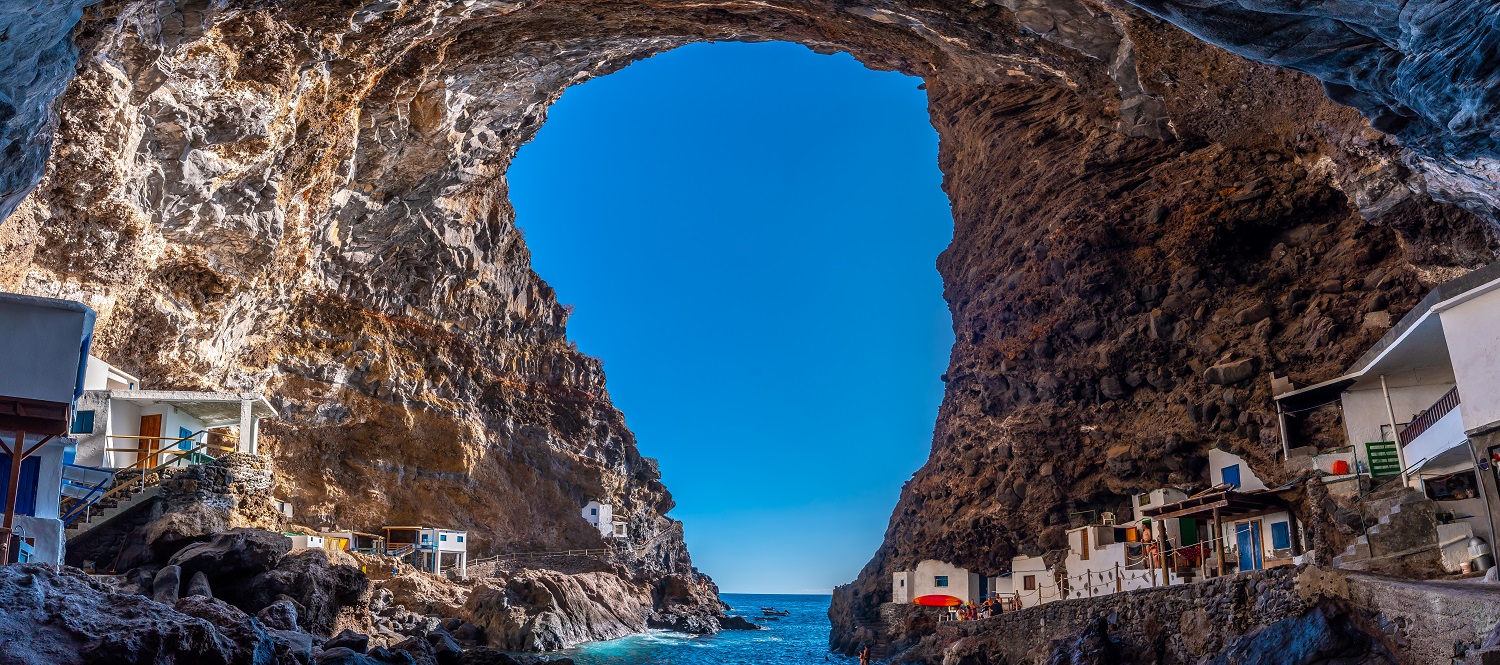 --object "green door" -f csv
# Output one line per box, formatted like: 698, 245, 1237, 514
1365, 441, 1401, 479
